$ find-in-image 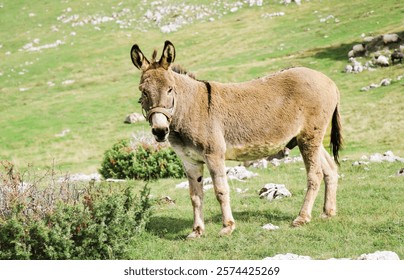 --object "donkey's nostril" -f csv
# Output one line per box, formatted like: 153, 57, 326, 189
152, 127, 169, 140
